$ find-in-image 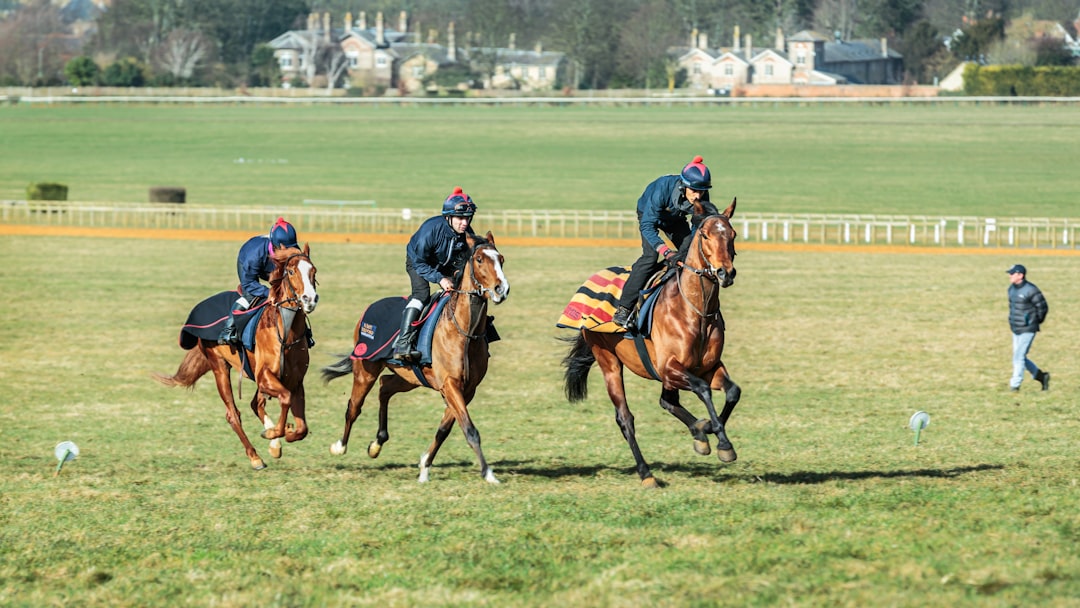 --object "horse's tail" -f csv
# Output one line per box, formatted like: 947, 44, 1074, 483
560, 333, 595, 402
152, 347, 211, 389
321, 354, 355, 384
